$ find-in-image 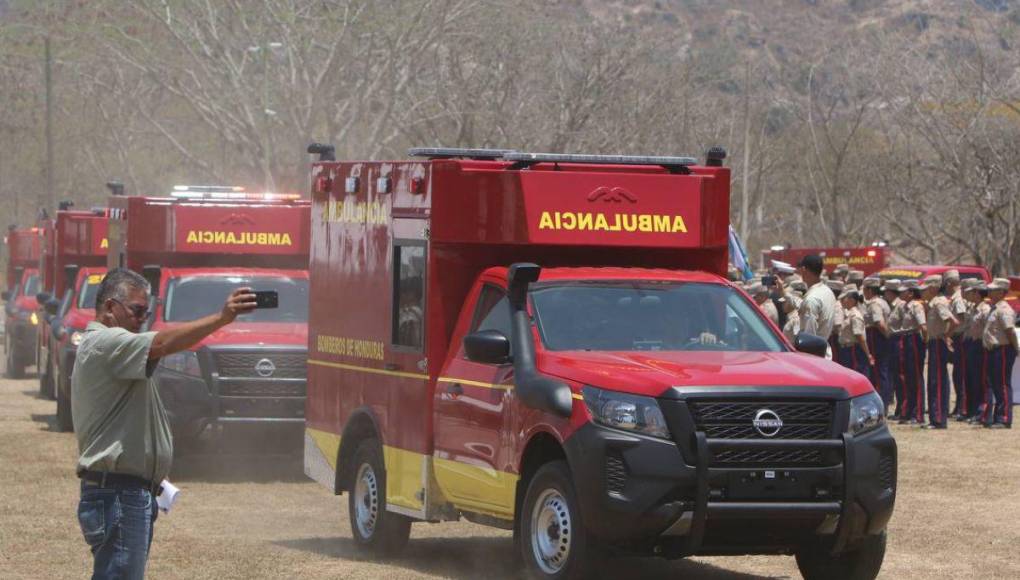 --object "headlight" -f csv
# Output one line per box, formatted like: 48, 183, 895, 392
29, 311, 38, 325
849, 391, 886, 436
69, 331, 84, 347
161, 351, 202, 377
582, 386, 671, 439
